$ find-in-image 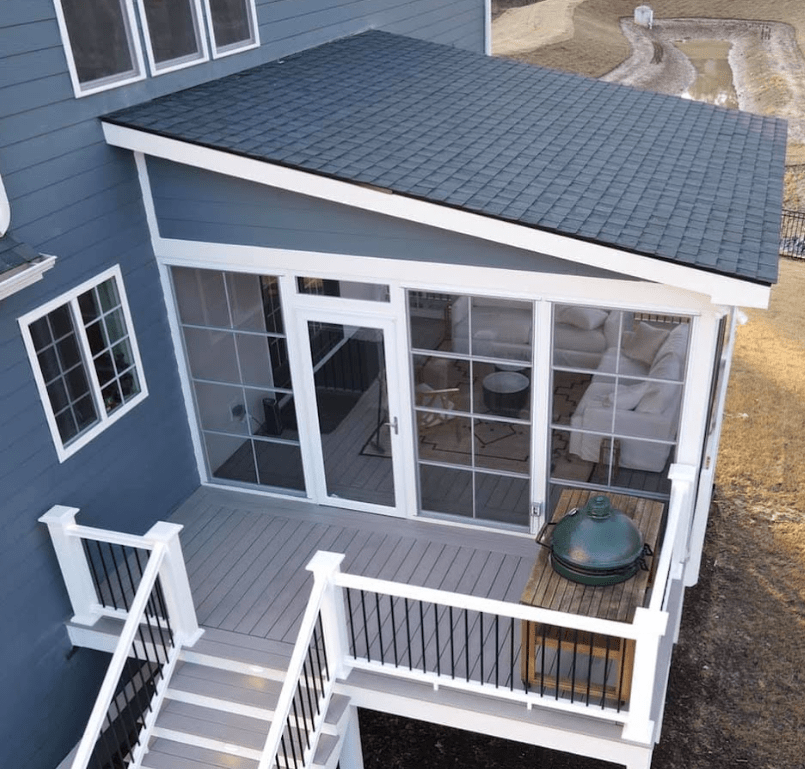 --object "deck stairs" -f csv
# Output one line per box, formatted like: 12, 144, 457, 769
67, 621, 349, 769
